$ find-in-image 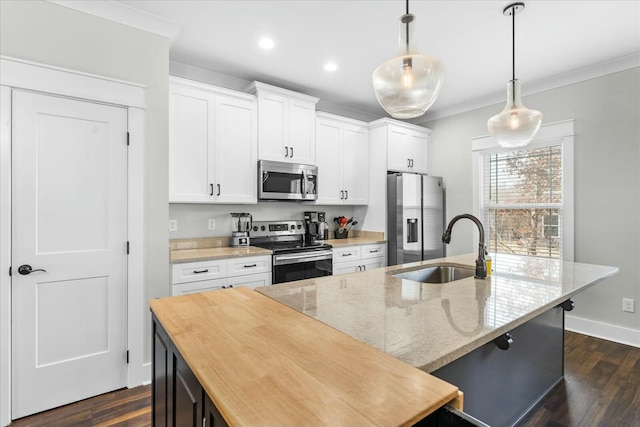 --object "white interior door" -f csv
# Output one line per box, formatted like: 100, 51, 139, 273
11, 90, 128, 419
